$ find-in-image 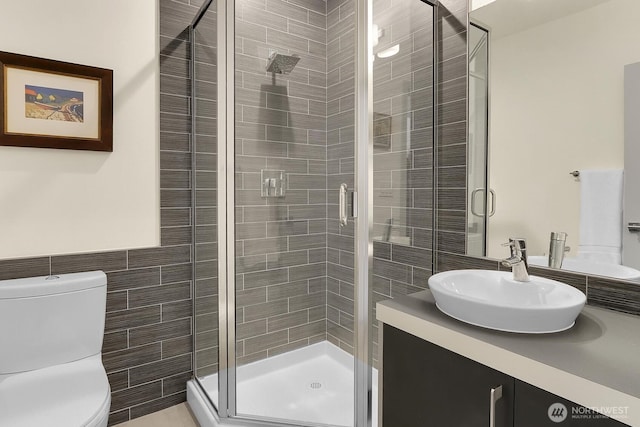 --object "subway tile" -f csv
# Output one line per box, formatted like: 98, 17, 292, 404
436, 252, 499, 273
290, 262, 326, 281
236, 255, 267, 273
439, 30, 467, 63
439, 99, 466, 126
436, 230, 466, 254
128, 246, 191, 269
373, 258, 412, 284
160, 151, 191, 170
161, 189, 191, 208
111, 380, 163, 413
327, 319, 353, 344
244, 299, 289, 322
587, 277, 640, 315
161, 208, 191, 227
129, 318, 192, 347
242, 5, 288, 31
289, 233, 326, 250
163, 371, 194, 396
236, 222, 267, 240
244, 268, 289, 289
391, 245, 431, 268
237, 287, 268, 306
437, 209, 466, 233
163, 299, 193, 322
266, 250, 309, 269
289, 320, 326, 341
327, 262, 353, 283
267, 280, 309, 301
108, 370, 129, 393
102, 331, 128, 354
162, 334, 194, 359
290, 291, 326, 312
161, 226, 192, 246
51, 251, 127, 275
107, 291, 128, 312
244, 237, 288, 255
162, 263, 193, 284
105, 306, 161, 333
266, 0, 308, 23
108, 409, 130, 426
267, 309, 309, 332
129, 354, 192, 386
103, 343, 162, 373
267, 220, 309, 237
268, 338, 312, 357
237, 319, 267, 340
244, 330, 288, 355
